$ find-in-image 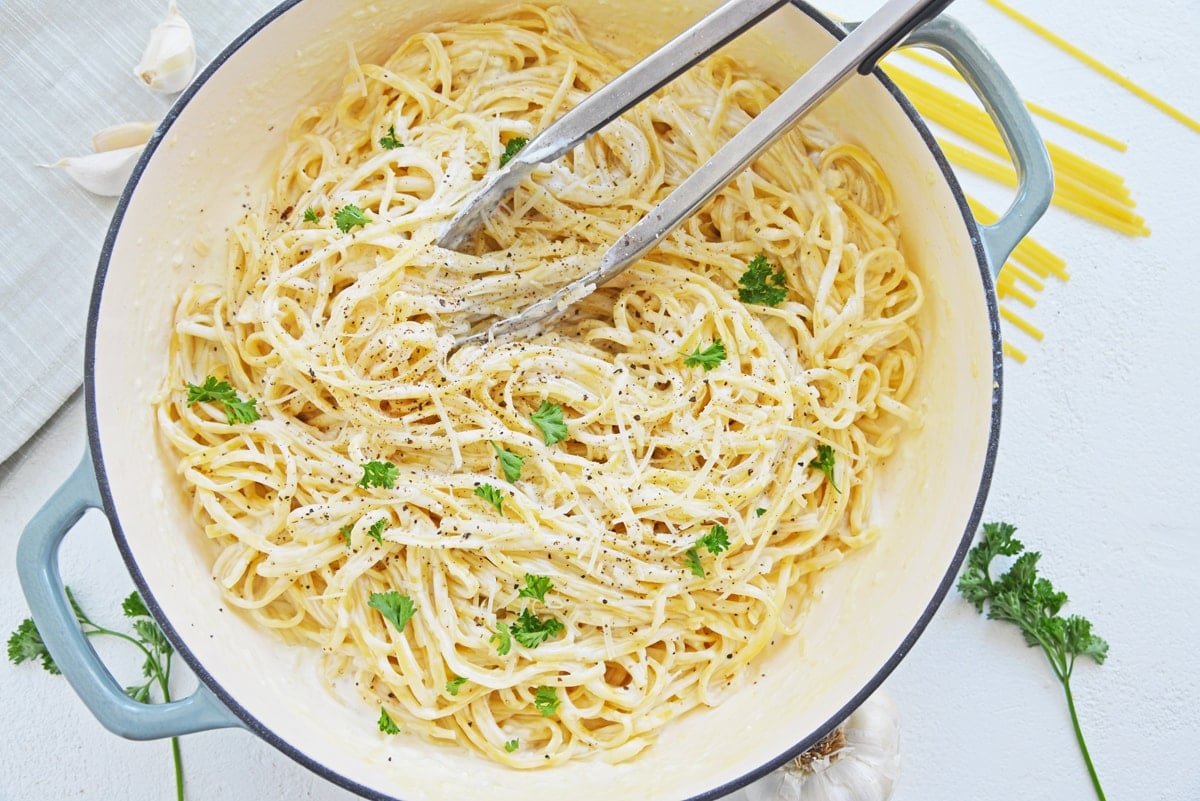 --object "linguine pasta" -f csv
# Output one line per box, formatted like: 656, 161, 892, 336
156, 4, 922, 767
